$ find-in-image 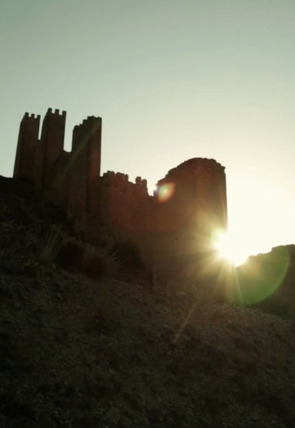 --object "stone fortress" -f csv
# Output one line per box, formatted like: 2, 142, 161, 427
14, 108, 228, 278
